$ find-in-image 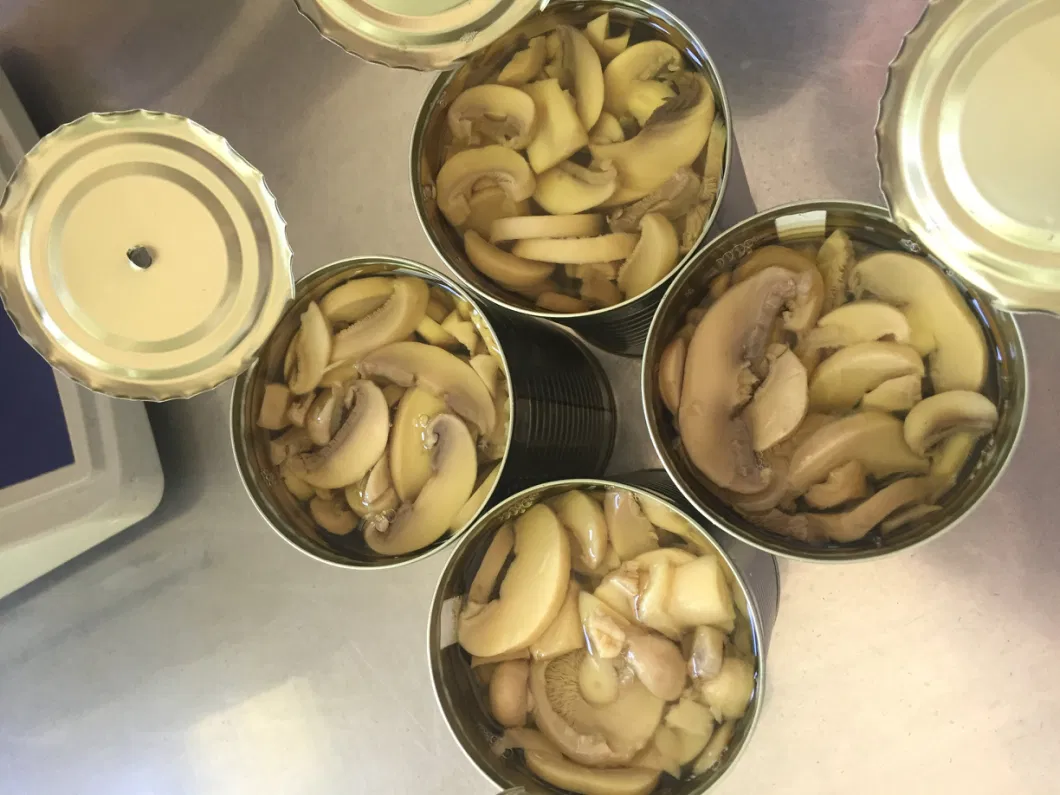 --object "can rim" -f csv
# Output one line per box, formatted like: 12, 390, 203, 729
409, 0, 733, 323
426, 477, 771, 793
229, 255, 515, 572
641, 199, 1030, 563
